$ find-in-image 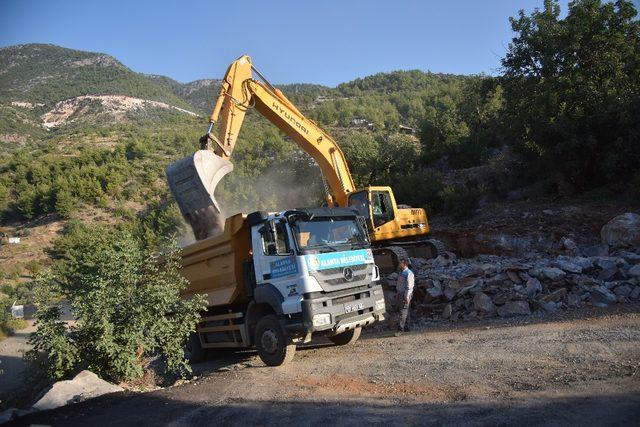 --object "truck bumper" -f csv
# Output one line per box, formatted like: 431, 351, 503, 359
299, 283, 386, 335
